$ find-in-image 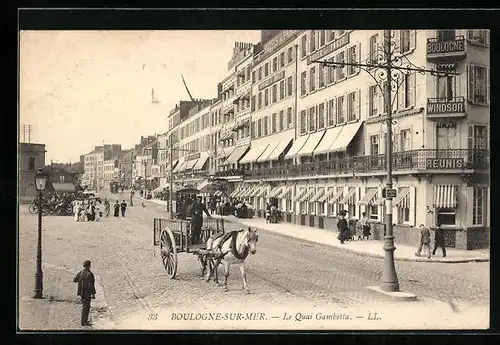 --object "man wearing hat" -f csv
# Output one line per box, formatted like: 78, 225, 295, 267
73, 260, 96, 326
